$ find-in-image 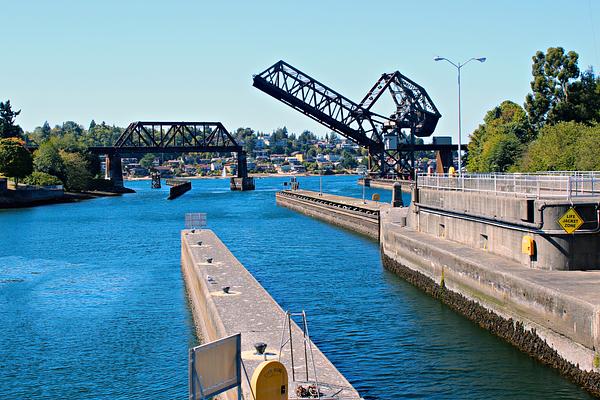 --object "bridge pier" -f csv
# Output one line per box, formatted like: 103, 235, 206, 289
230, 151, 255, 191
105, 154, 124, 188
435, 149, 454, 173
